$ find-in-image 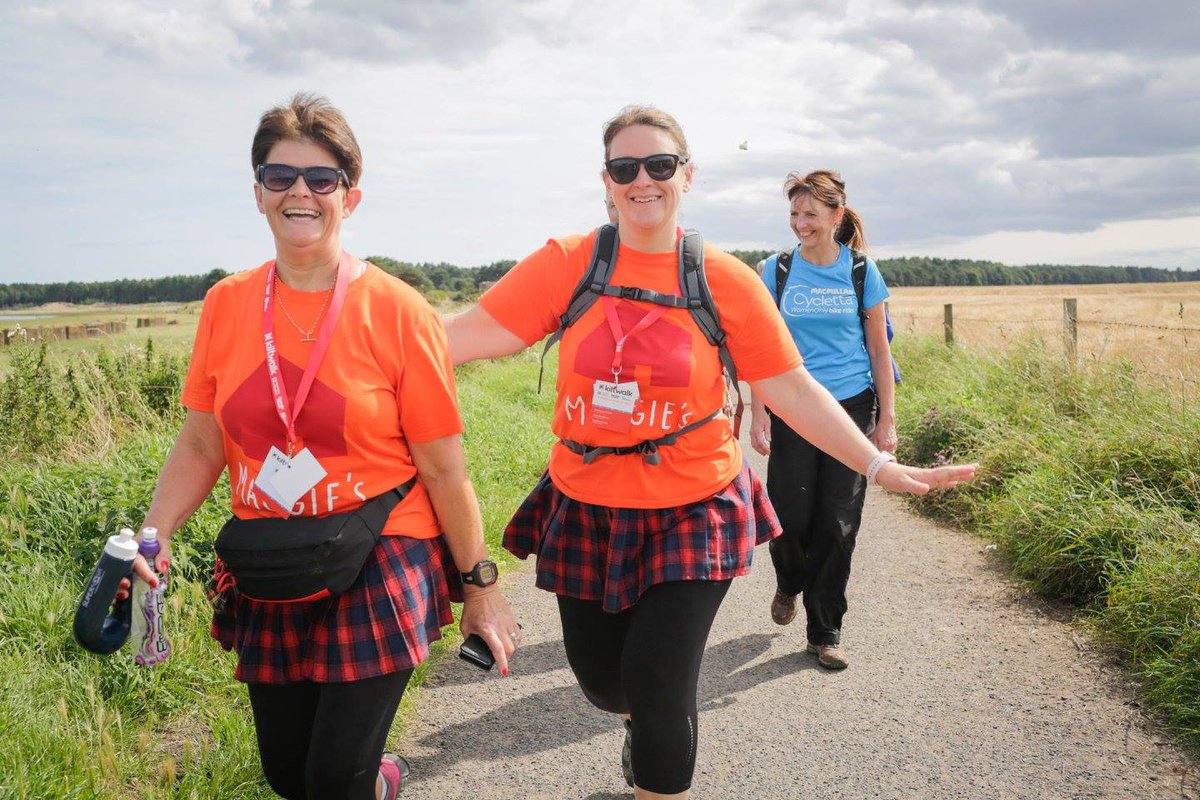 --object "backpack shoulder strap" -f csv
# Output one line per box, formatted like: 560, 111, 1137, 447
677, 229, 744, 433
538, 224, 620, 392
850, 248, 868, 322
677, 229, 727, 363
774, 249, 793, 310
